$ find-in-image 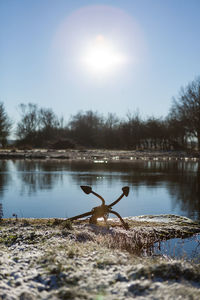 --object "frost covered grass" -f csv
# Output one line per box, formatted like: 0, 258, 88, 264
0, 217, 200, 299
